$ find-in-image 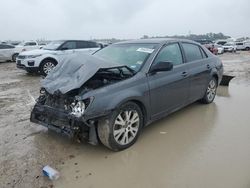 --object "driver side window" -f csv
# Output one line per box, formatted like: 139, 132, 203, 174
154, 43, 183, 66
